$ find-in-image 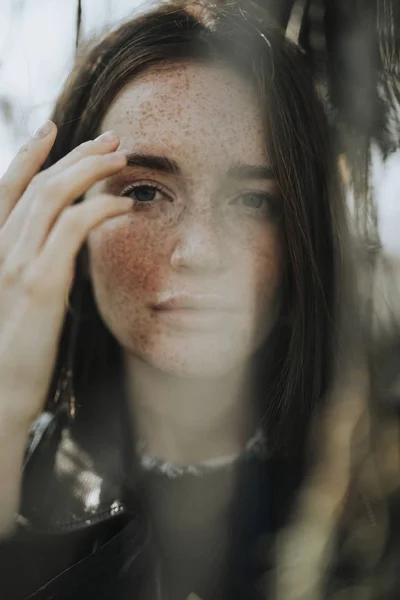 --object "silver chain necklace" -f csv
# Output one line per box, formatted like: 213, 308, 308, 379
137, 428, 267, 479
